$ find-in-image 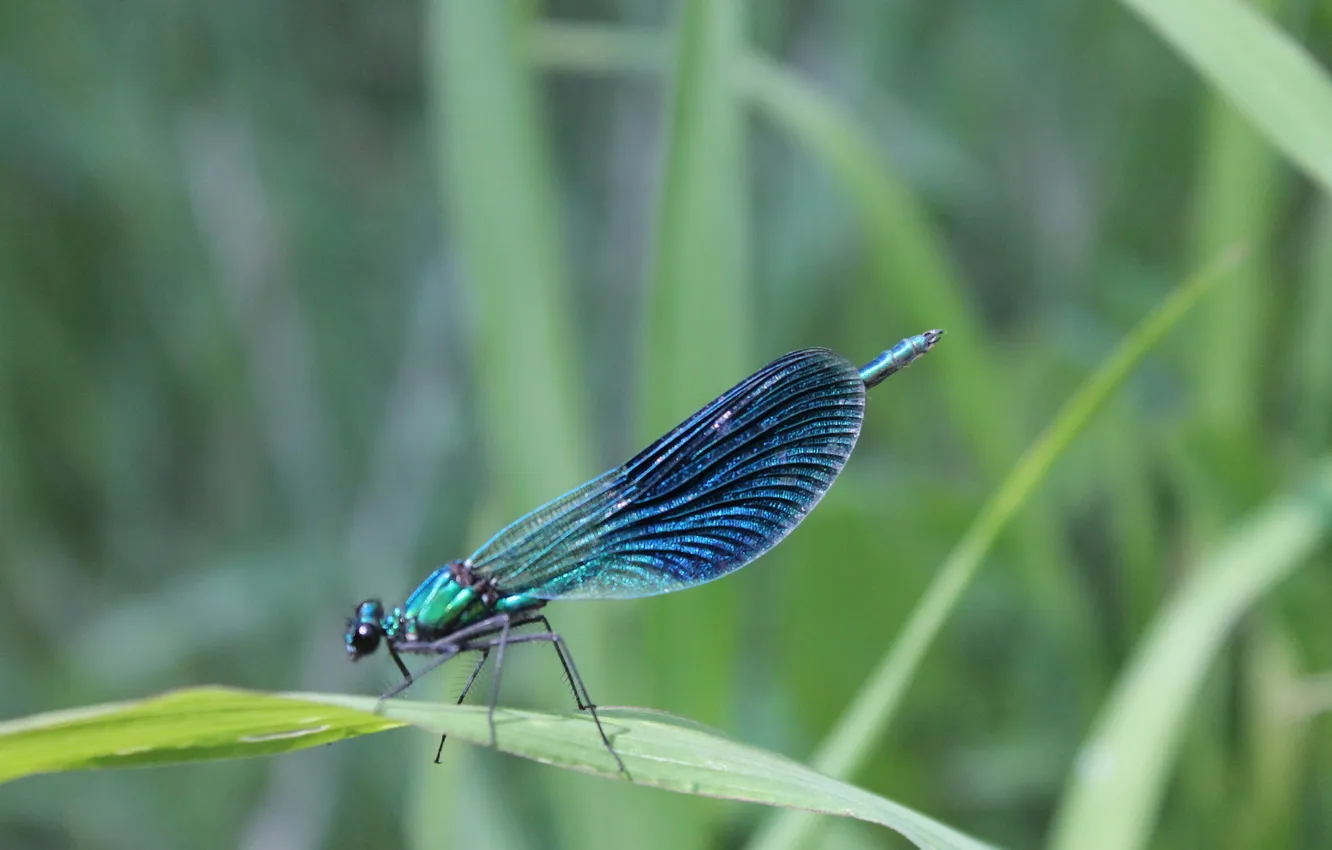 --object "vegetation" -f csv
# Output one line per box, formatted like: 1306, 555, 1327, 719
2, 2, 1331, 849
